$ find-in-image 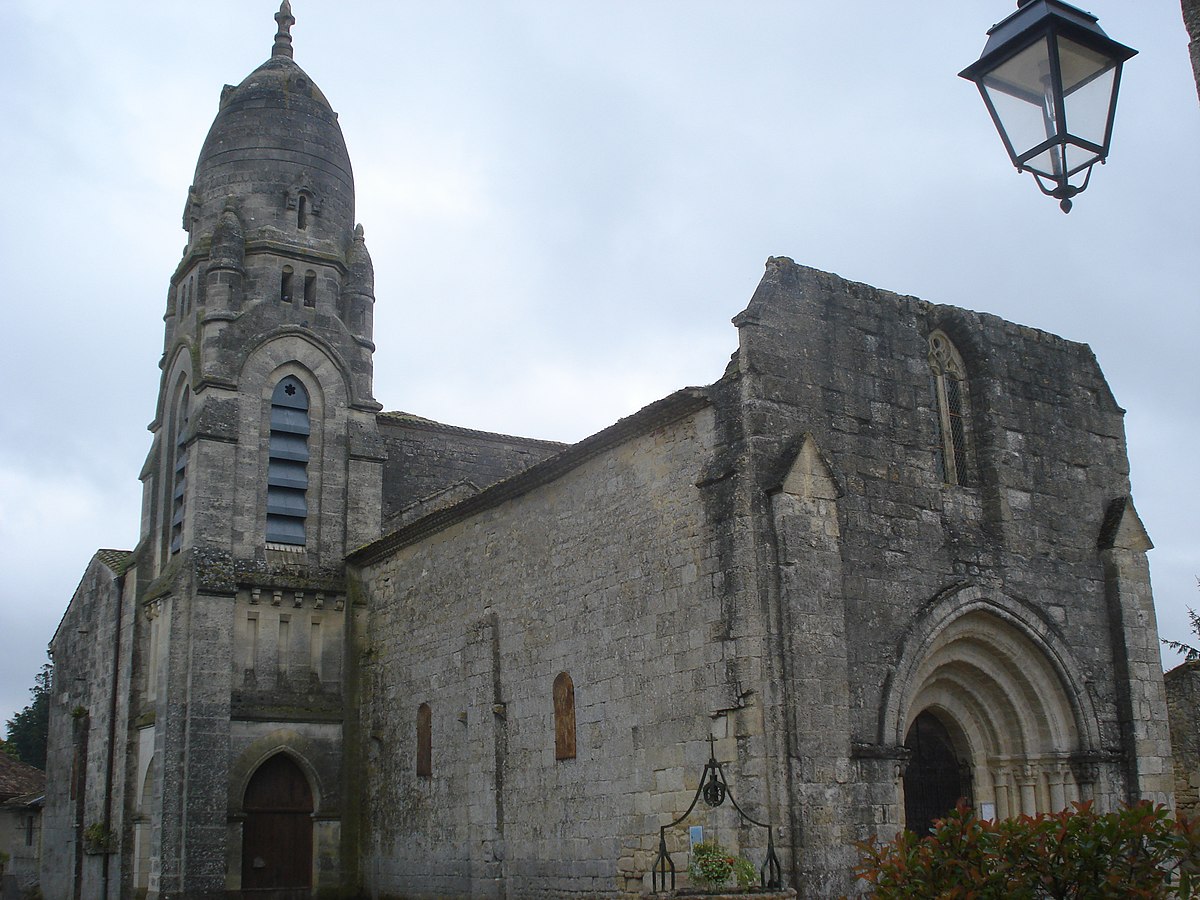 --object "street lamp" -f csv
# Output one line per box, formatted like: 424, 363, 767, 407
959, 0, 1136, 212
